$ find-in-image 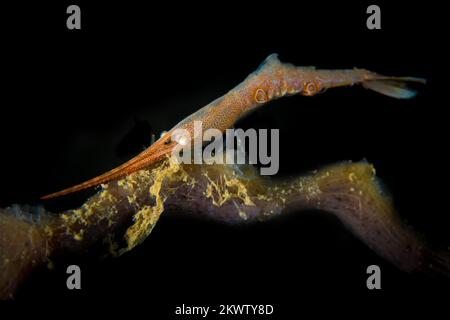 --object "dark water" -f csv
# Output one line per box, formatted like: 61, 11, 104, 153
1, 1, 448, 317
